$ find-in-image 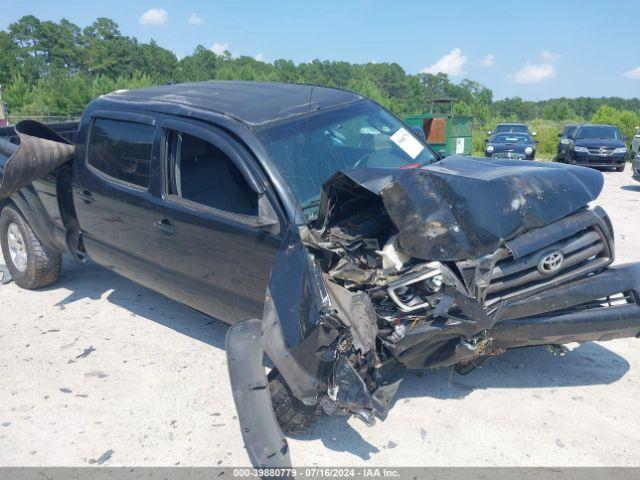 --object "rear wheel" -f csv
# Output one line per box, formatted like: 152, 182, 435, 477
268, 372, 319, 436
615, 164, 625, 172
0, 205, 61, 289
